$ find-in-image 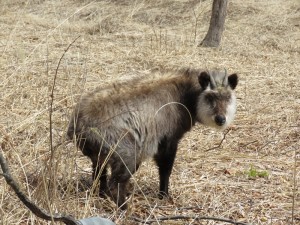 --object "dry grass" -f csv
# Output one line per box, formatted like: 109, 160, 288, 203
0, 0, 299, 224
